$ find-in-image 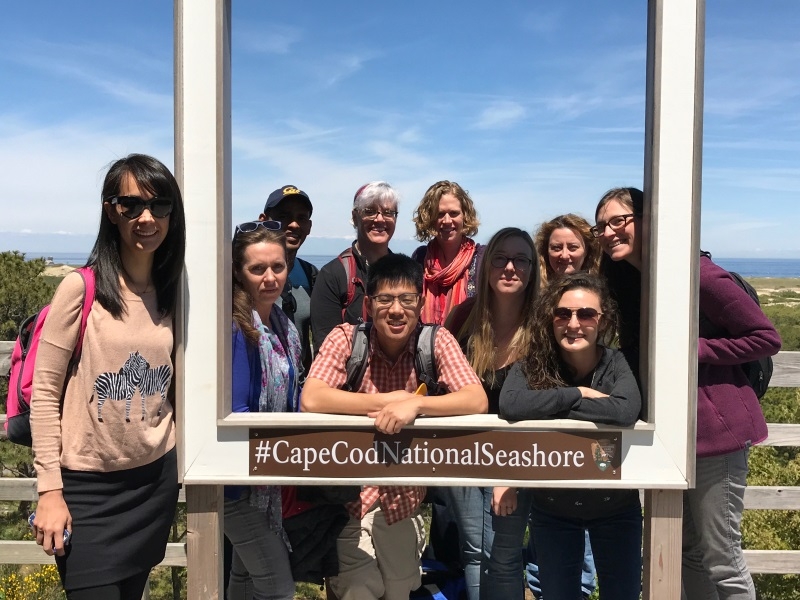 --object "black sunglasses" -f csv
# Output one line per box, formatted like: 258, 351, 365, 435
234, 220, 282, 236
111, 196, 174, 219
553, 307, 603, 322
